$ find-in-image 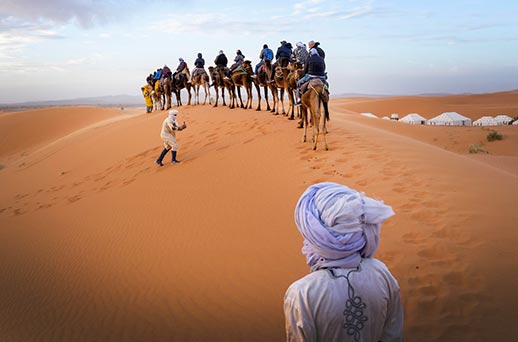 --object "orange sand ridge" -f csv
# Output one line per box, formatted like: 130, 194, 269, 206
1, 91, 518, 341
